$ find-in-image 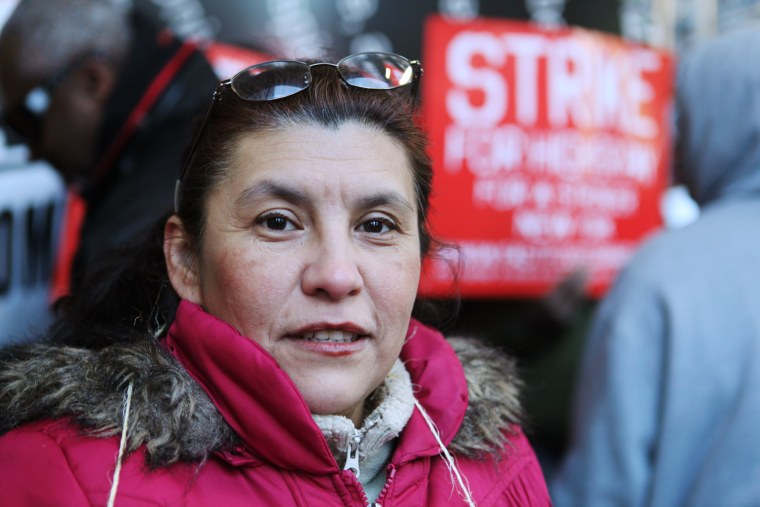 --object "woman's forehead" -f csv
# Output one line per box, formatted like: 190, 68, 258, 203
227, 122, 415, 191
241, 122, 402, 154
